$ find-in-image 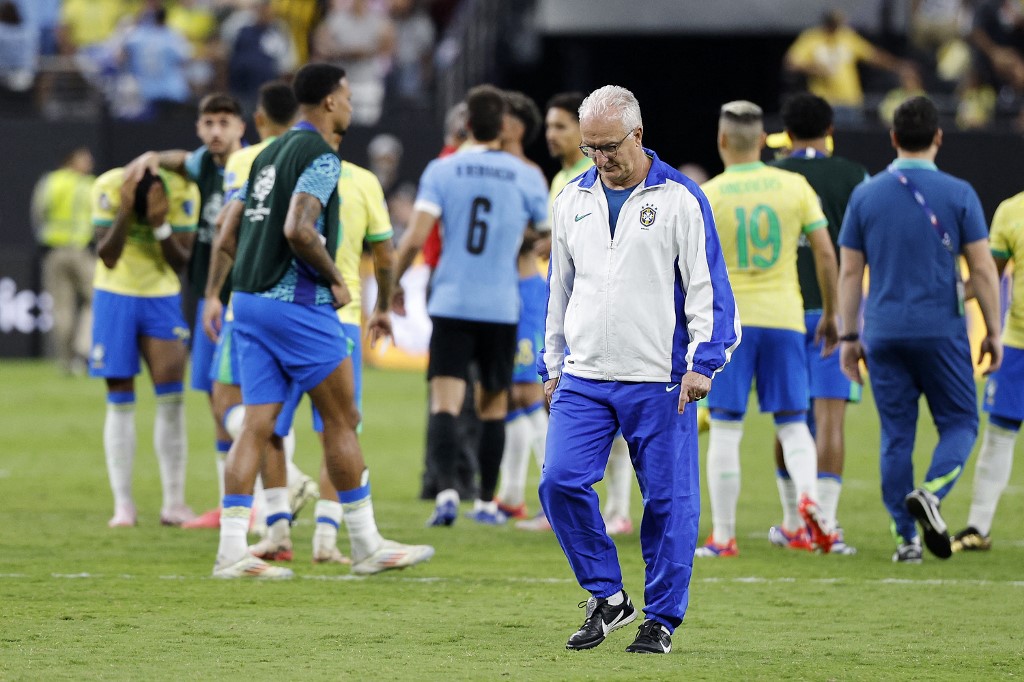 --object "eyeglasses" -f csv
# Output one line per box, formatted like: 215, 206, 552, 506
579, 128, 637, 159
